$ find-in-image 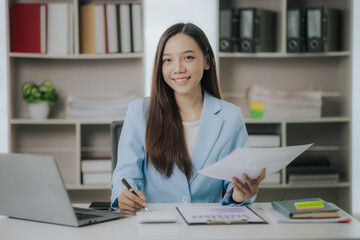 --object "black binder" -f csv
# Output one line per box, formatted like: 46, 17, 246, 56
219, 8, 238, 52
306, 7, 342, 52
287, 8, 306, 53
238, 8, 276, 53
